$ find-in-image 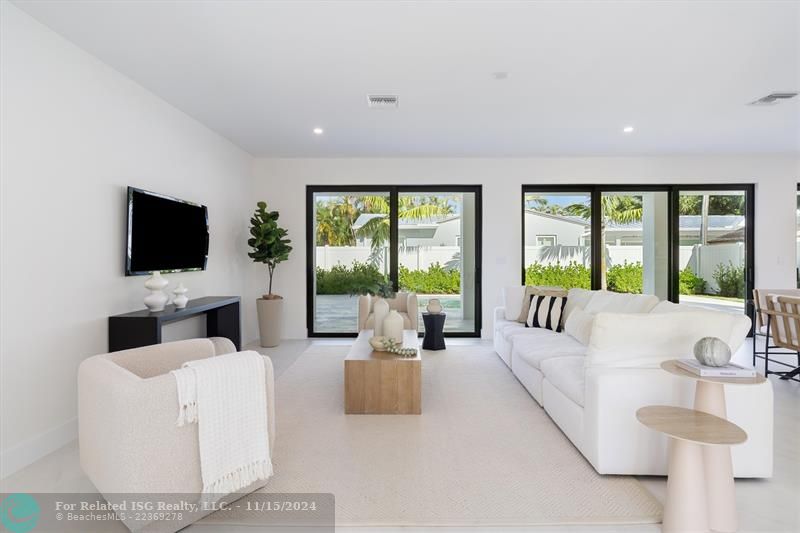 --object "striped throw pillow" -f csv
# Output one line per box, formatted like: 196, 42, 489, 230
525, 294, 568, 332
